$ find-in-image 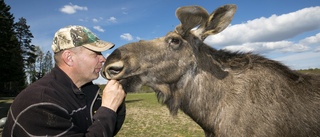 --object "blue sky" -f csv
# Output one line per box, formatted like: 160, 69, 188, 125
6, 0, 320, 84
